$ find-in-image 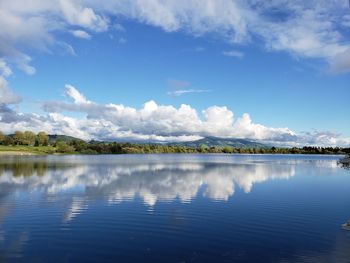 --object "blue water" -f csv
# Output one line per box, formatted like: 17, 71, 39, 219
0, 154, 349, 262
